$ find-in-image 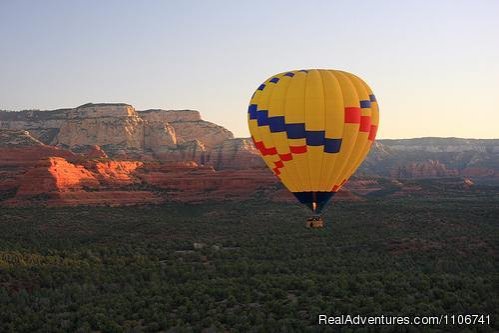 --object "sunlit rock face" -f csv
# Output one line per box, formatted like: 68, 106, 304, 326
0, 126, 267, 207
15, 157, 100, 196
1, 104, 498, 207
0, 103, 233, 161
0, 129, 78, 197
